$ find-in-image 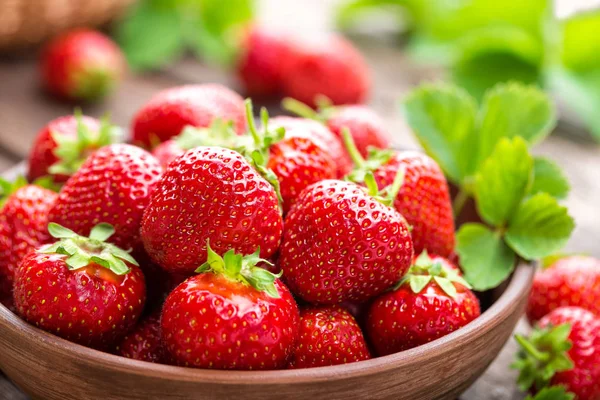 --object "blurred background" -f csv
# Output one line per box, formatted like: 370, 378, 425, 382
0, 0, 599, 399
